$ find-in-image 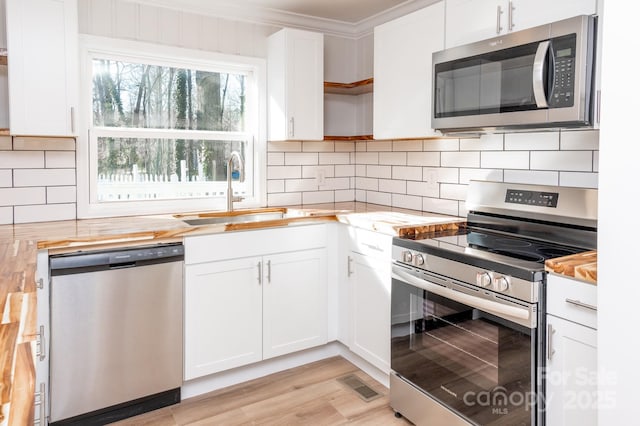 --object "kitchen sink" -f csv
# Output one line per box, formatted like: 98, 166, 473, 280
181, 211, 286, 226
